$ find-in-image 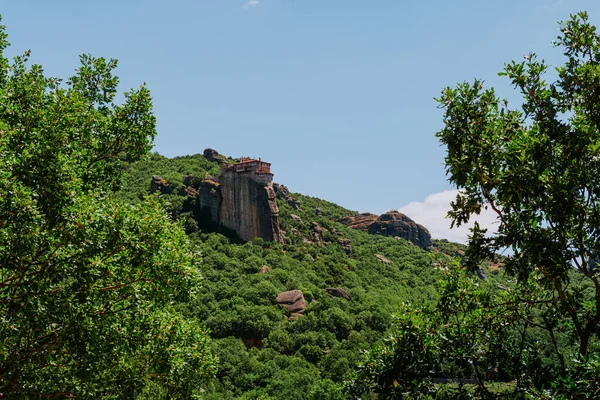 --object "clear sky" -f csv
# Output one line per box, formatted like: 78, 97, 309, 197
1, 0, 599, 241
